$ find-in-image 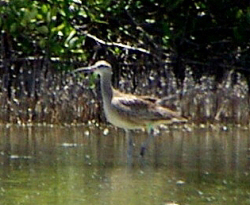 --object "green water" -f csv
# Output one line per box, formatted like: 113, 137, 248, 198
0, 125, 250, 205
